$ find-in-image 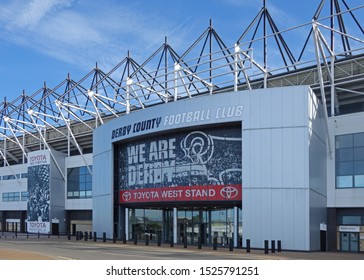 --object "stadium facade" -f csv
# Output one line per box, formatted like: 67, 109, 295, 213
1, 1, 364, 252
